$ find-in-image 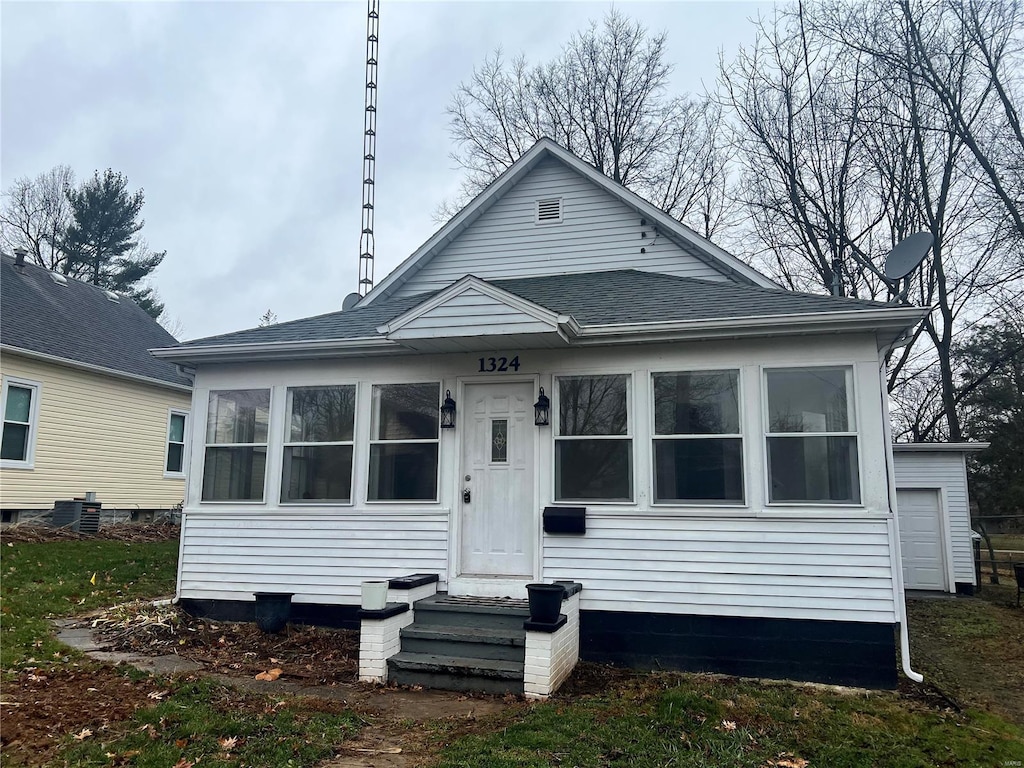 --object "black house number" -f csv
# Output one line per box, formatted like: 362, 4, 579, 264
478, 355, 521, 372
